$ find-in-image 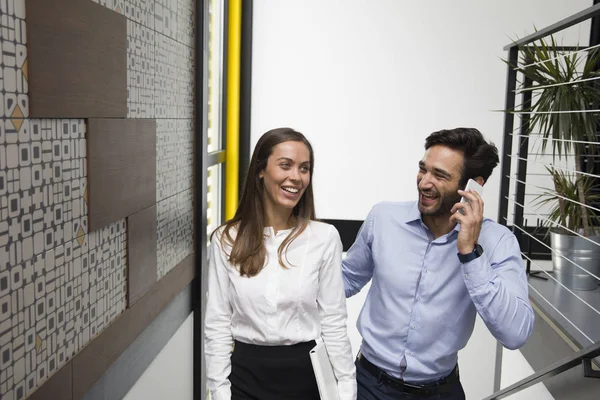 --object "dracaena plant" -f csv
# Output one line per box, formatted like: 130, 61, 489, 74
535, 167, 600, 235
506, 34, 600, 236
